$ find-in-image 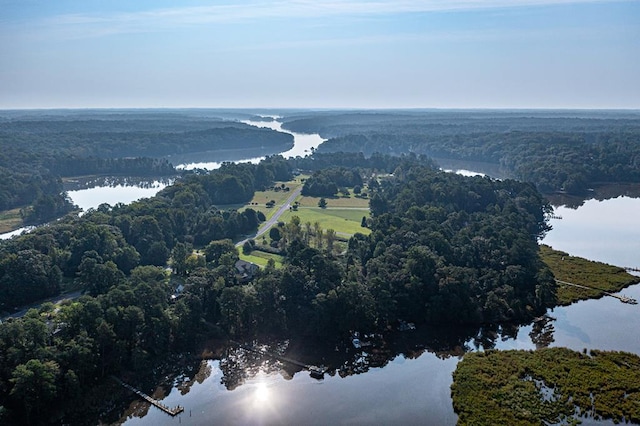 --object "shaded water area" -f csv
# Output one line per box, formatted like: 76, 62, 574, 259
116, 196, 640, 425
